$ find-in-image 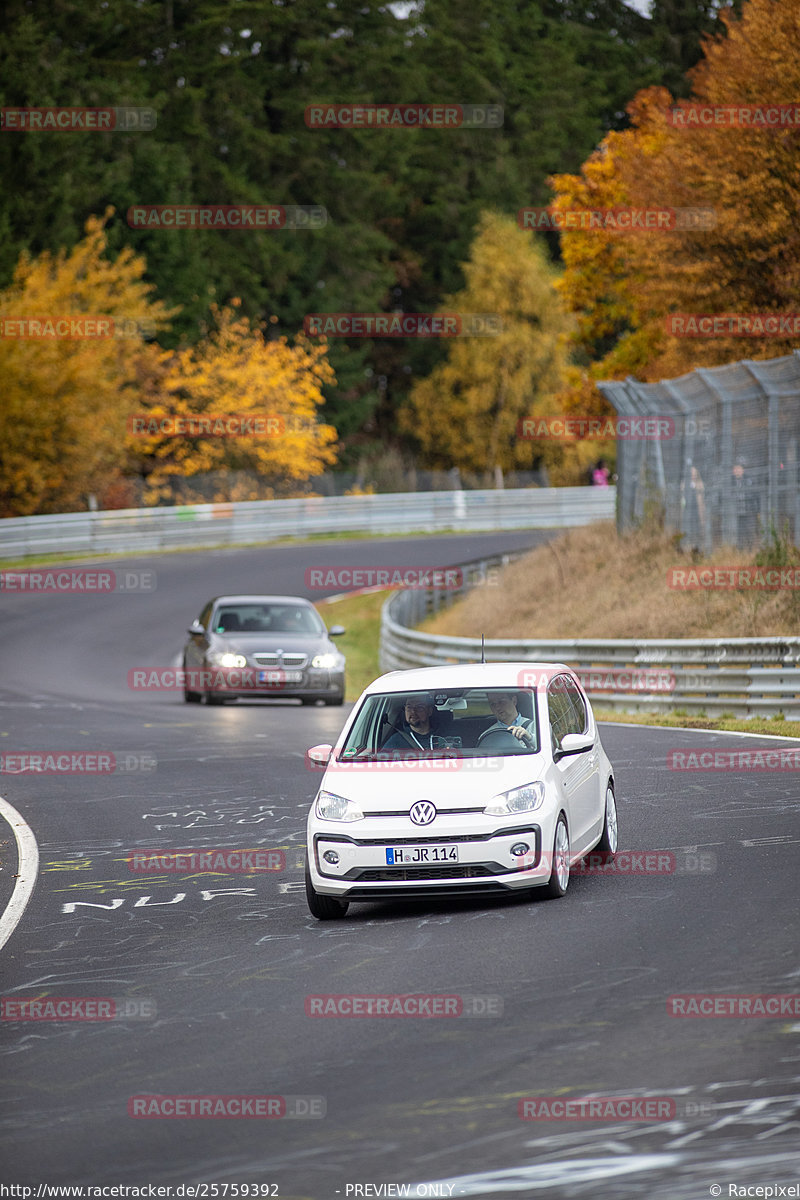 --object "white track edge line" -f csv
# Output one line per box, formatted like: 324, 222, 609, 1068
0, 795, 39, 954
